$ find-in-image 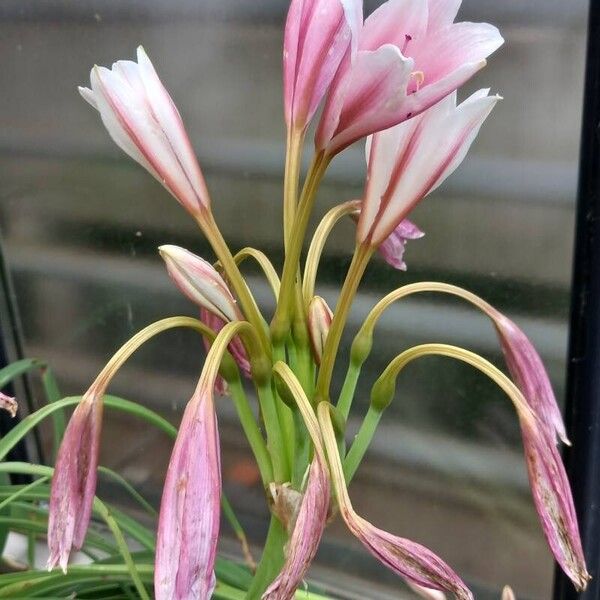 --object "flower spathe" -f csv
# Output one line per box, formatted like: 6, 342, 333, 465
79, 46, 210, 216
284, 0, 362, 131
315, 0, 504, 155
155, 379, 221, 600
159, 245, 240, 322
357, 89, 500, 247
262, 456, 330, 600
47, 393, 103, 573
